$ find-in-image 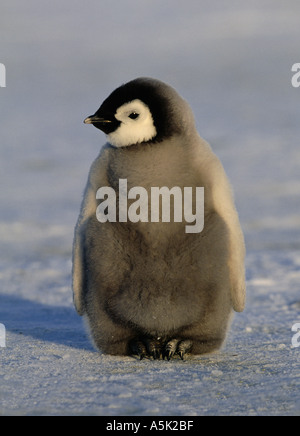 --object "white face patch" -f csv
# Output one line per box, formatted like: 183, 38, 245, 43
108, 99, 157, 148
